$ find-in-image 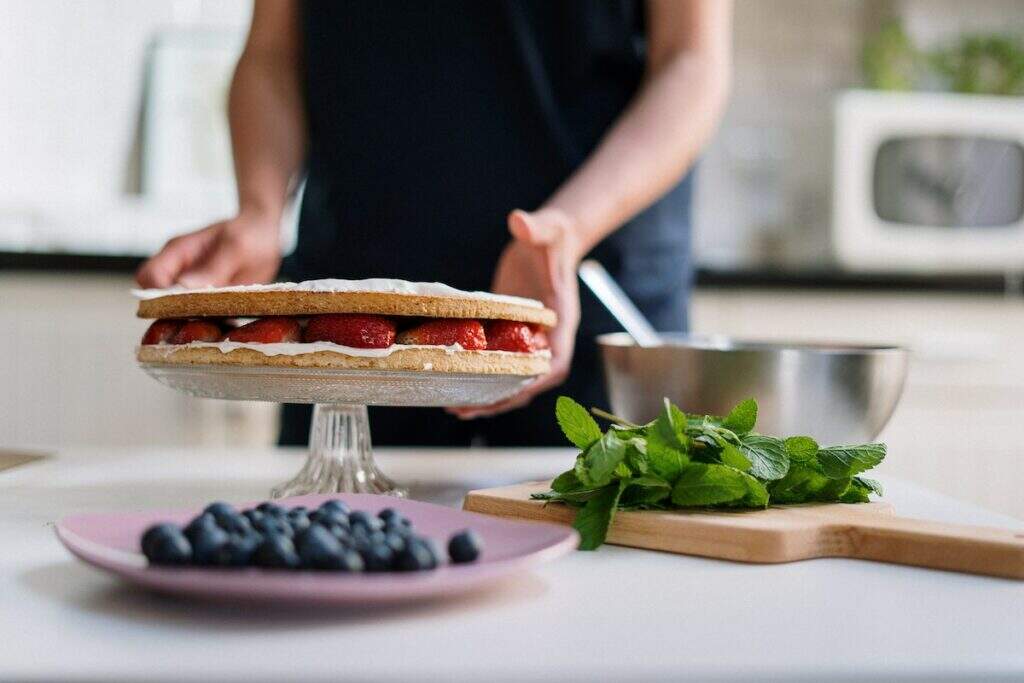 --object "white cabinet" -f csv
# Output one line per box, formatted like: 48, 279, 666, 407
0, 273, 278, 451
